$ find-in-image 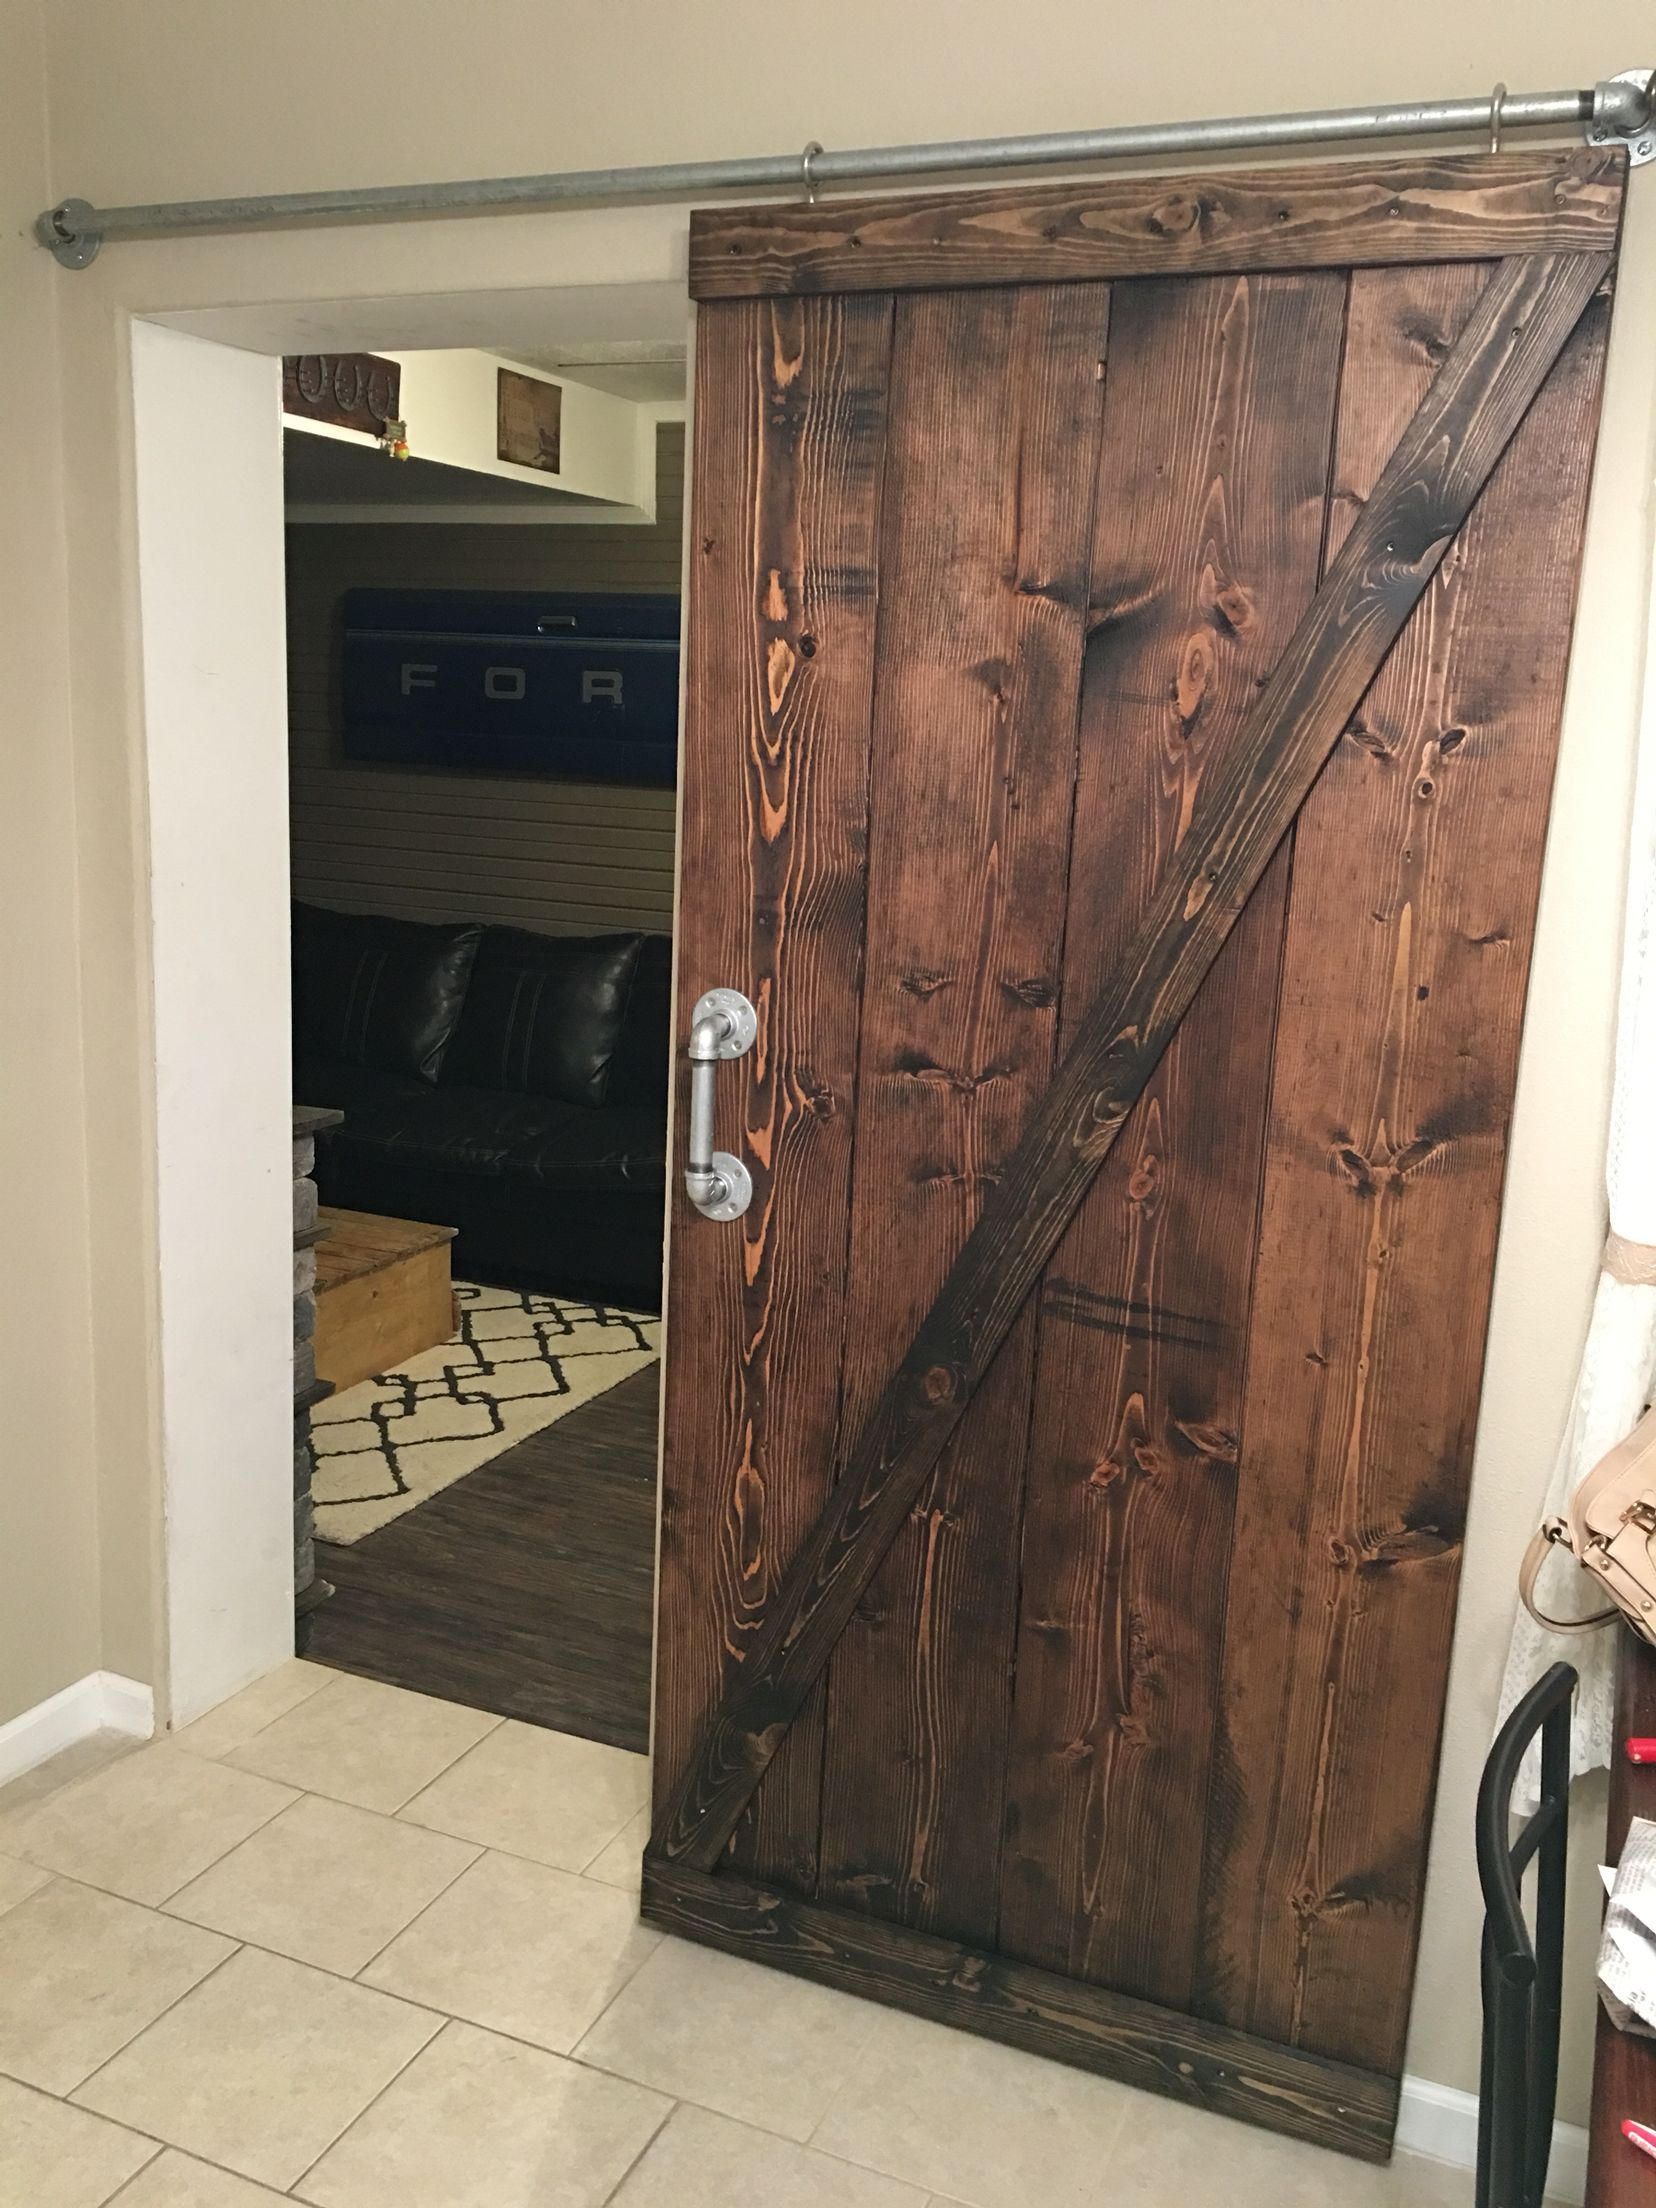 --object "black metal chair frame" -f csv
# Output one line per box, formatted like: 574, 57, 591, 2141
1475, 1658, 1576, 2208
